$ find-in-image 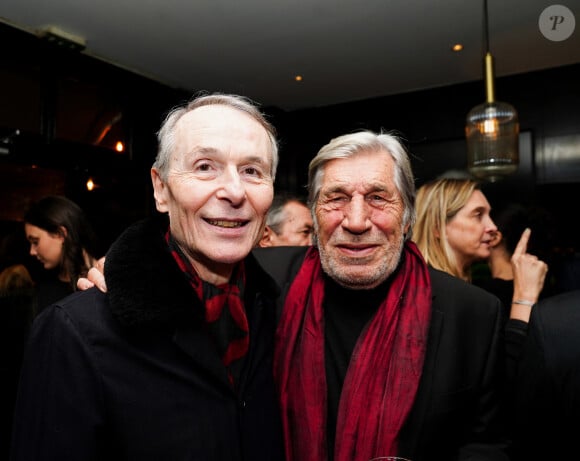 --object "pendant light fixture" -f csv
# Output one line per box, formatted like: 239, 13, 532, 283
466, 0, 519, 182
